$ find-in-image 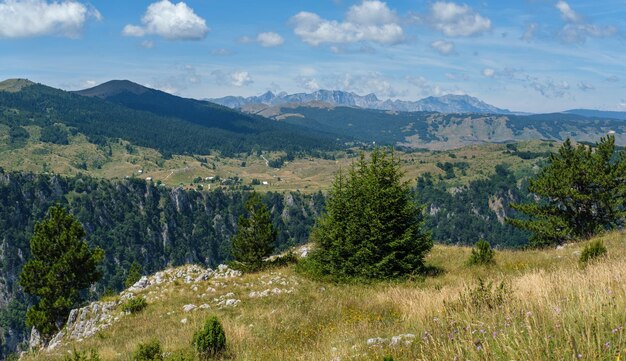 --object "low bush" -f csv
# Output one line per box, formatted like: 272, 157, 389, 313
579, 240, 607, 265
133, 339, 163, 361
467, 239, 495, 266
63, 349, 100, 361
193, 316, 226, 359
123, 297, 148, 314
